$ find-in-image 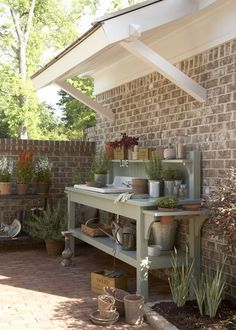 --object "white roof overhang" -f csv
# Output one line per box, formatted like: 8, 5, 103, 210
32, 0, 236, 120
